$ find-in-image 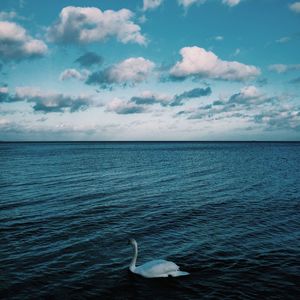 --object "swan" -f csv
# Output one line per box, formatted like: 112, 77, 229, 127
128, 238, 189, 278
